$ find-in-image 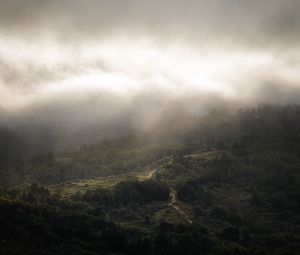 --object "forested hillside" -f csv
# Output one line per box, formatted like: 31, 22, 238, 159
1, 104, 300, 255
